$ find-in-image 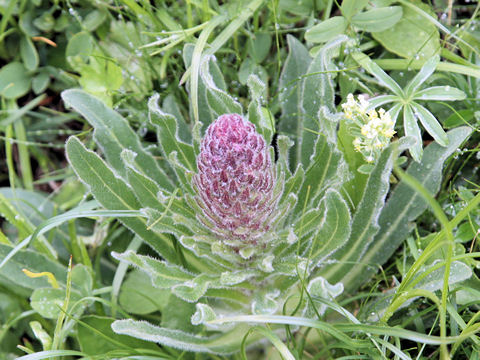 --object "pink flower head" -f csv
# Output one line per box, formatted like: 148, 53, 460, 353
193, 114, 278, 244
